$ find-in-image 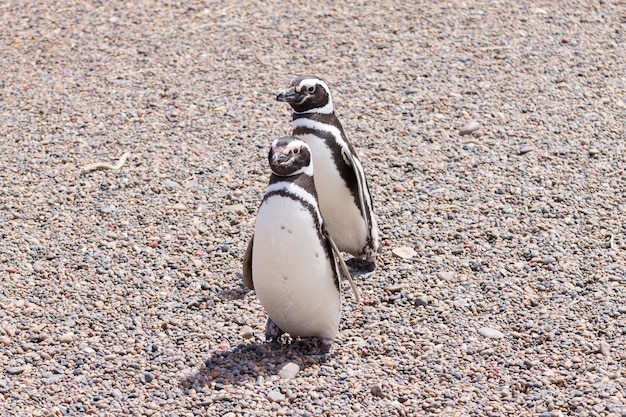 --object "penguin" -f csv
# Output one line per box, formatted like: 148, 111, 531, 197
242, 136, 358, 356
276, 75, 380, 272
